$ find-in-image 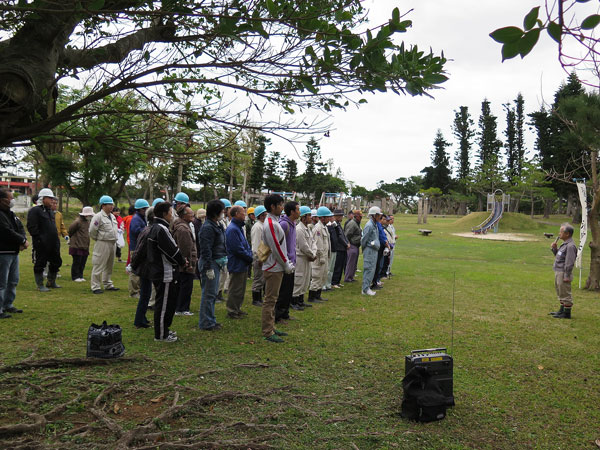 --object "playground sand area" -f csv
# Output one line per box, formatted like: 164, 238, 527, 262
452, 232, 541, 242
